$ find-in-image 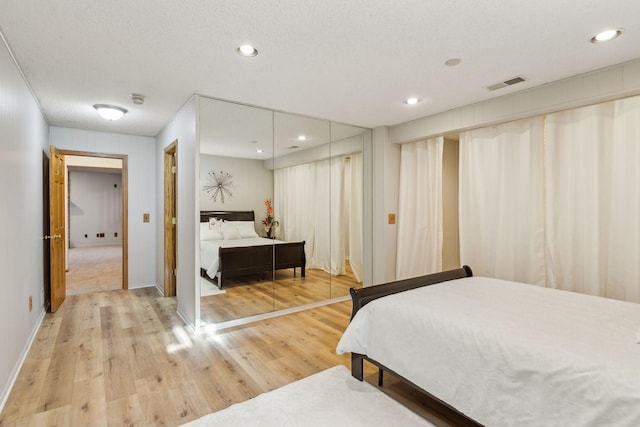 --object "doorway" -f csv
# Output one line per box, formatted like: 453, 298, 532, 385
47, 147, 129, 311
164, 140, 177, 297
66, 160, 124, 295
